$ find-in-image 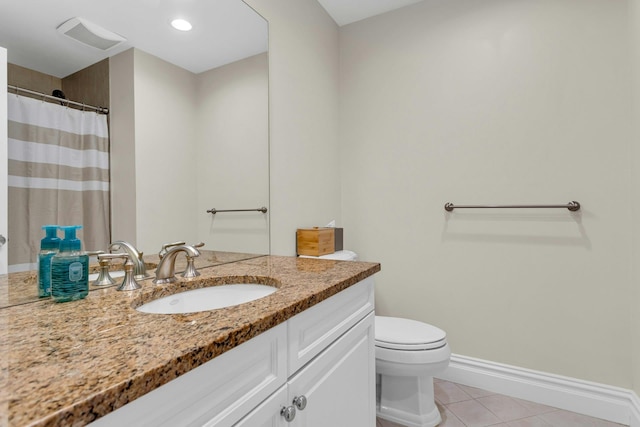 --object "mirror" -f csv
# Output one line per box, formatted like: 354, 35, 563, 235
1, 0, 269, 307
